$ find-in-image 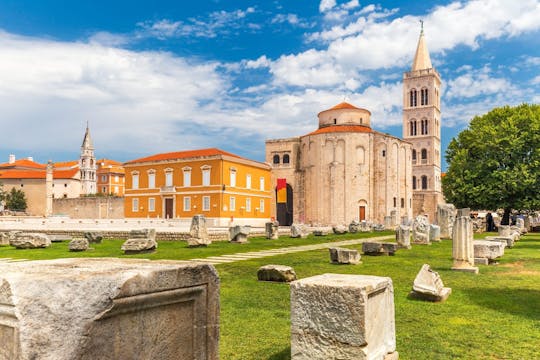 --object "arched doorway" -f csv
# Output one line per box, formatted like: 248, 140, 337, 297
276, 184, 293, 226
